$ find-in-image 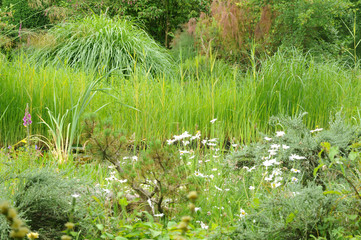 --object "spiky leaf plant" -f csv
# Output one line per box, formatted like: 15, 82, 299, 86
29, 15, 174, 76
